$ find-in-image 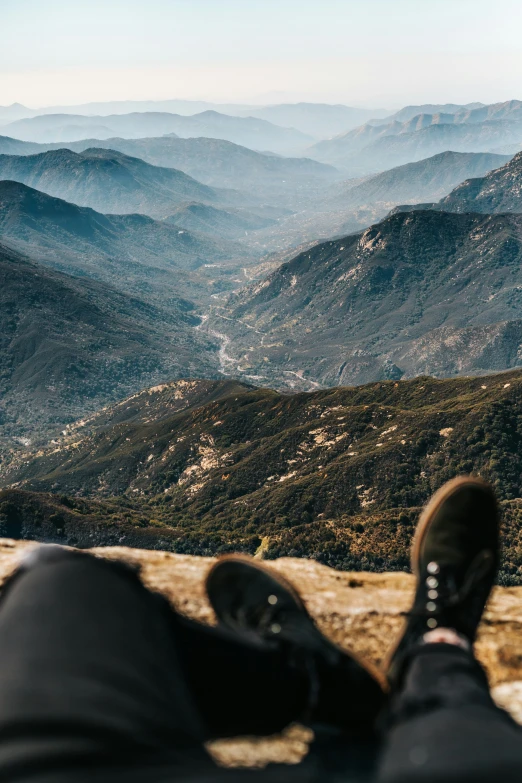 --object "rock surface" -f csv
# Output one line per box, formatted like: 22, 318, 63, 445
1, 539, 522, 766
